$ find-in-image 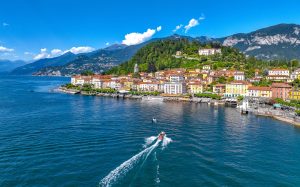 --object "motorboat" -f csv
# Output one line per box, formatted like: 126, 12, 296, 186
158, 131, 165, 141
152, 118, 157, 123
